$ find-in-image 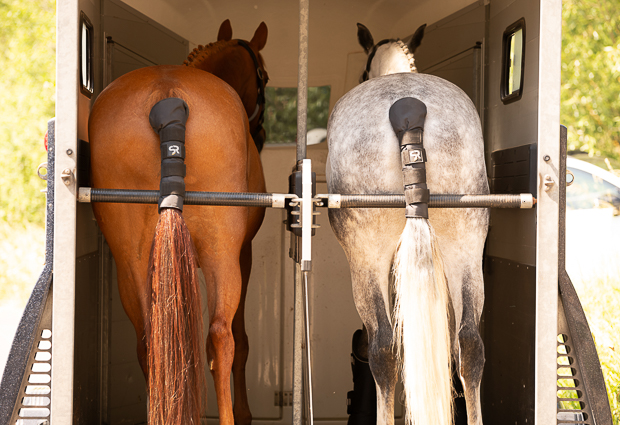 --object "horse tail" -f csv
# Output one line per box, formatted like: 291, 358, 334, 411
147, 98, 205, 425
389, 98, 453, 425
